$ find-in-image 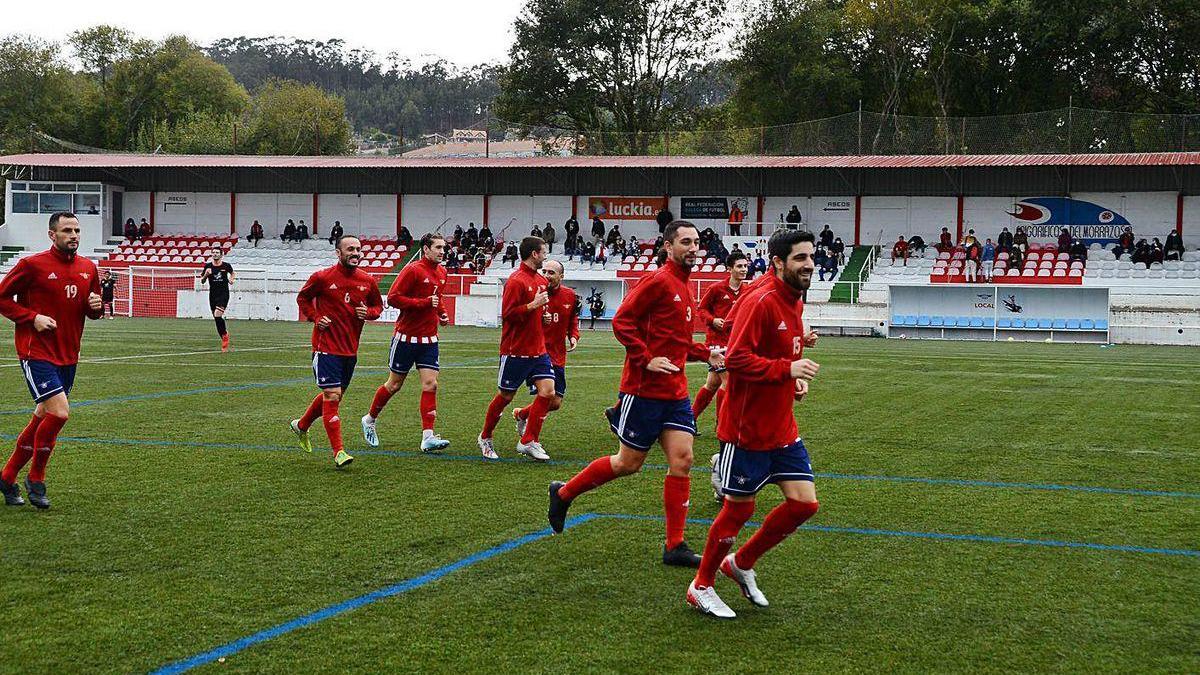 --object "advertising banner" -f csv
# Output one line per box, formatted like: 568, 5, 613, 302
588, 197, 666, 220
